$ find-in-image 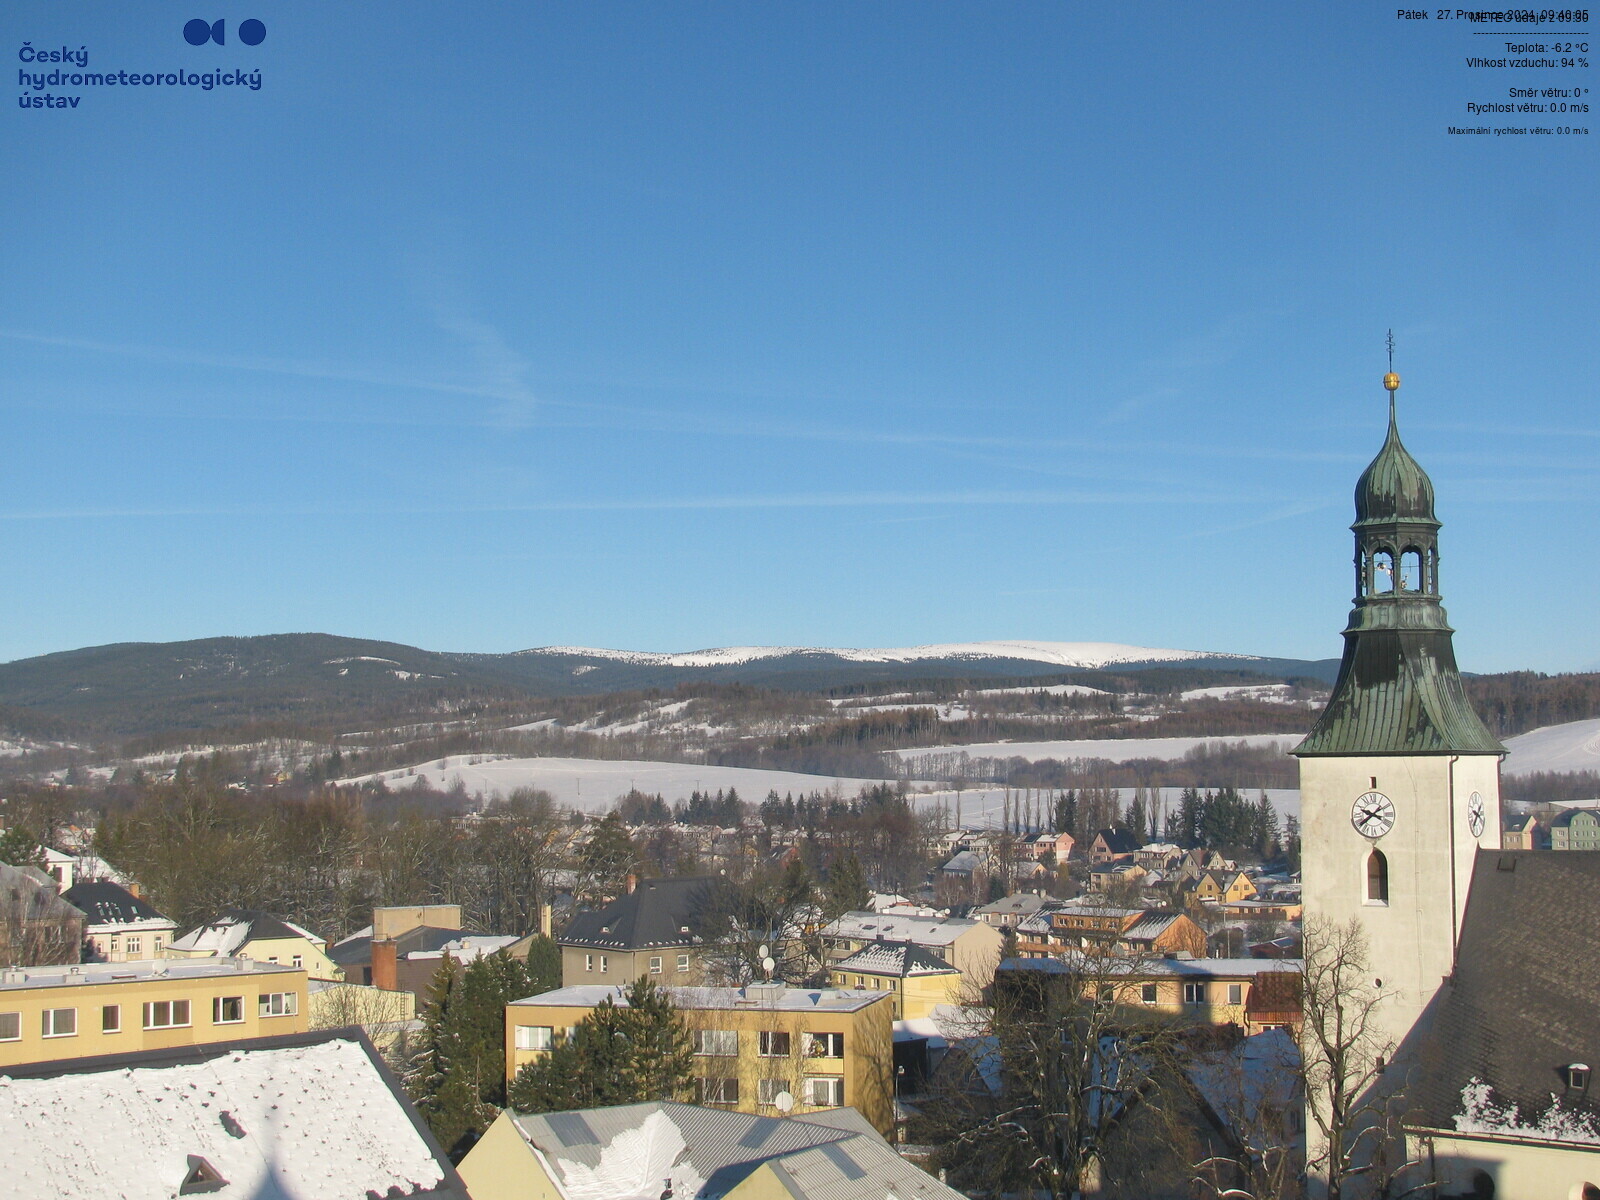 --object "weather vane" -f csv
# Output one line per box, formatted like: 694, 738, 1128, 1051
1384, 330, 1400, 393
